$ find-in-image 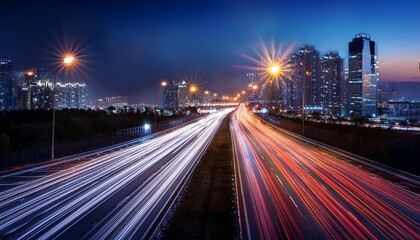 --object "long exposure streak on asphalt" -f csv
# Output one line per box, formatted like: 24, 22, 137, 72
231, 103, 419, 239
0, 109, 232, 239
